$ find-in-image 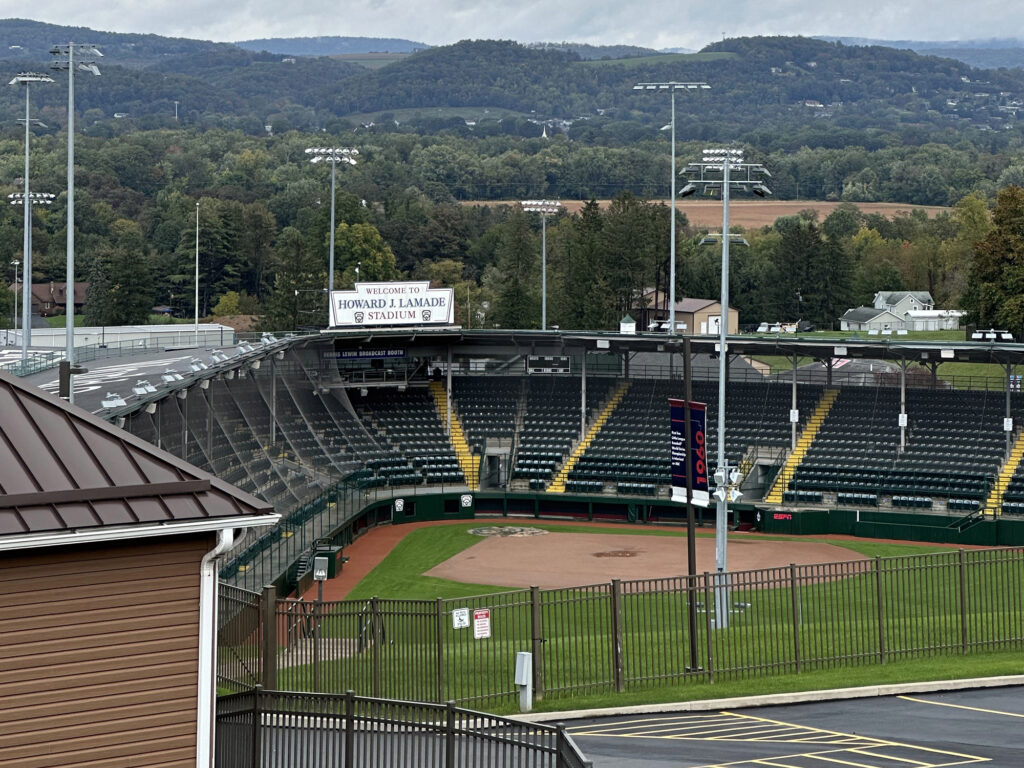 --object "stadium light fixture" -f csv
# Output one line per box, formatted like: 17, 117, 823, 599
682, 147, 771, 610
305, 147, 358, 302
51, 43, 102, 404
520, 200, 561, 330
10, 72, 52, 360
633, 81, 710, 335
